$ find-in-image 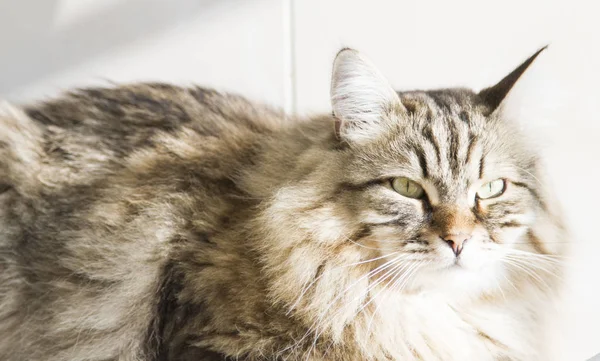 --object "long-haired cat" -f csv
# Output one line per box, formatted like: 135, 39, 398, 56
0, 47, 566, 361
